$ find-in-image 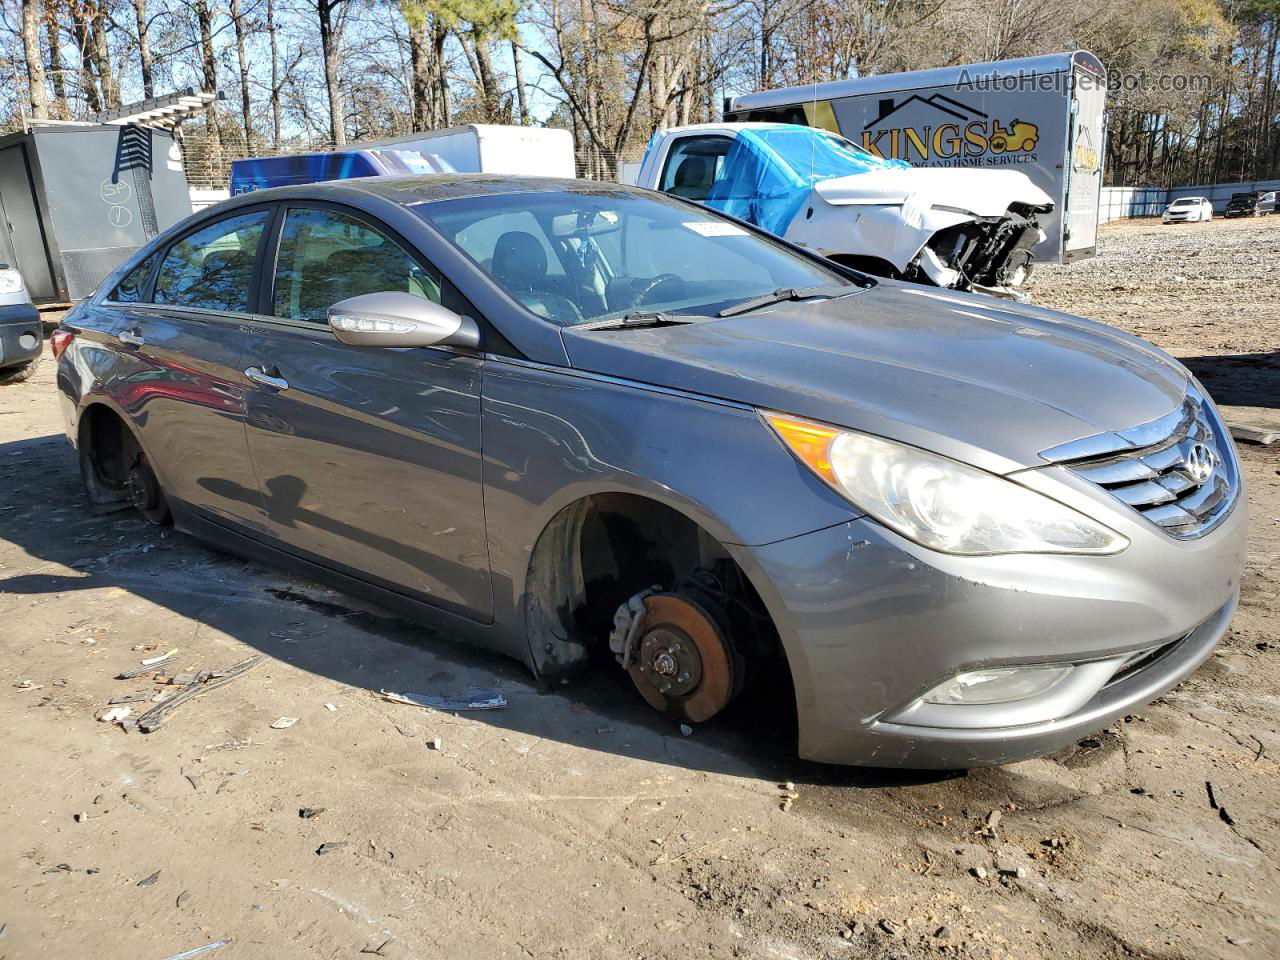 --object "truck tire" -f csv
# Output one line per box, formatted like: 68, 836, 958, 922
0, 360, 37, 385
